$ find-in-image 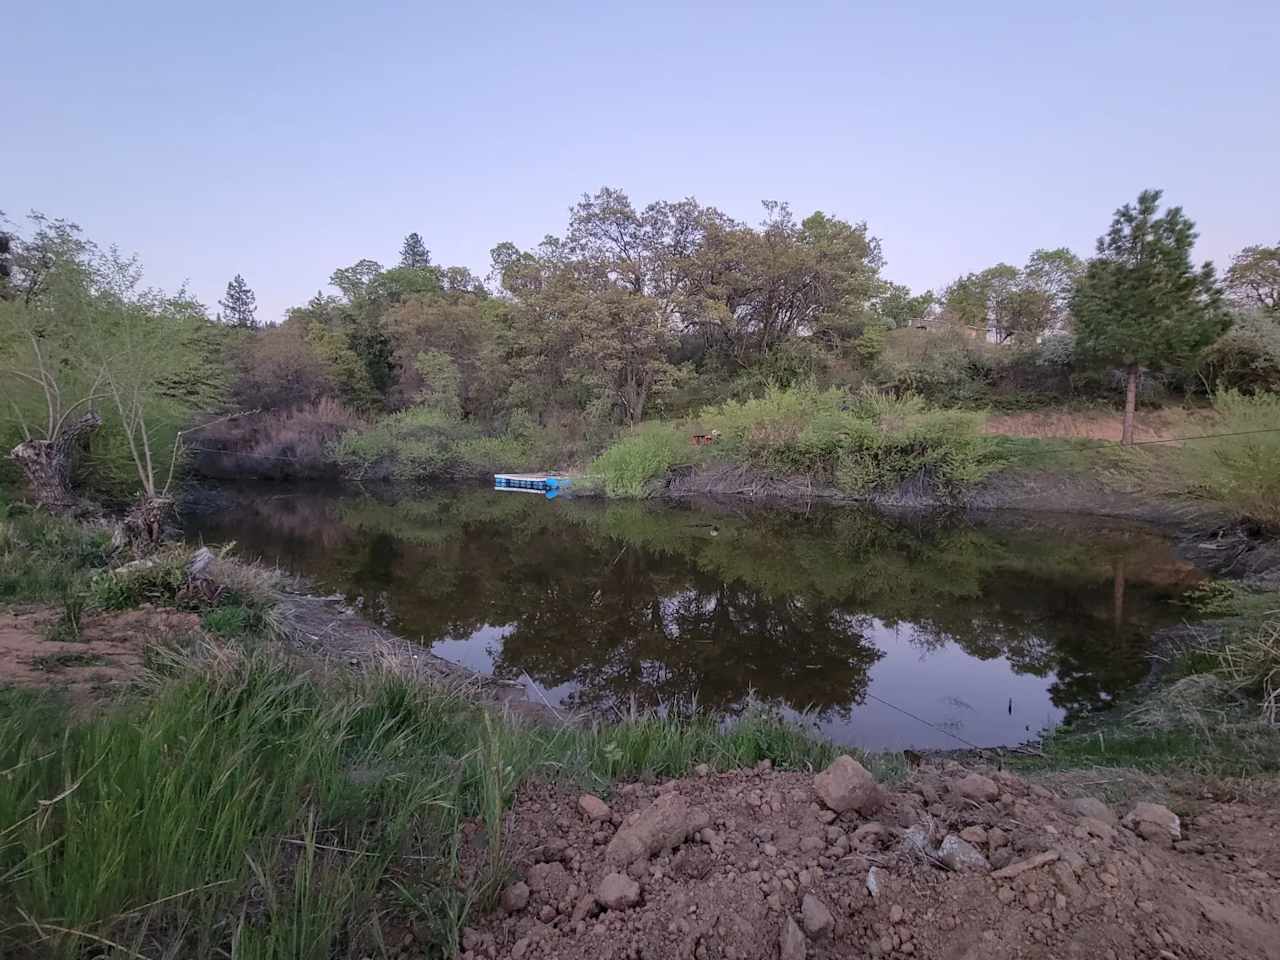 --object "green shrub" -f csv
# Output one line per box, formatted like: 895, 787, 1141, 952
1199, 313, 1280, 395
696, 384, 1001, 497
88, 547, 192, 610
590, 423, 694, 497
